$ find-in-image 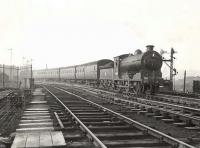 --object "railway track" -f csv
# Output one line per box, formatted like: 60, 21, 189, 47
59, 83, 200, 108
147, 93, 200, 109
68, 83, 200, 110
47, 83, 200, 146
63, 84, 200, 129
159, 91, 200, 99
42, 84, 194, 148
